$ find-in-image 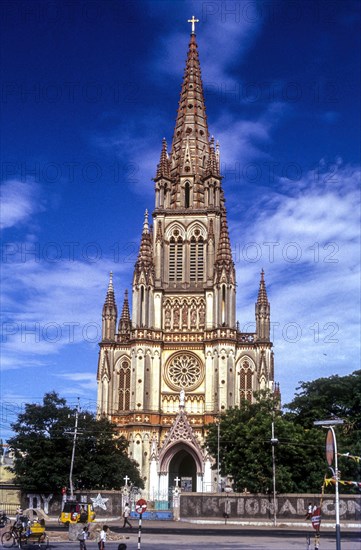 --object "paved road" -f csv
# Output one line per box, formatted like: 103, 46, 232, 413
41, 535, 361, 550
